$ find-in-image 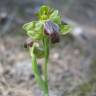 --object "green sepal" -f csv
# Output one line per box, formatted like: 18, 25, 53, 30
22, 21, 35, 31
23, 21, 44, 40
60, 24, 72, 35
49, 10, 61, 24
